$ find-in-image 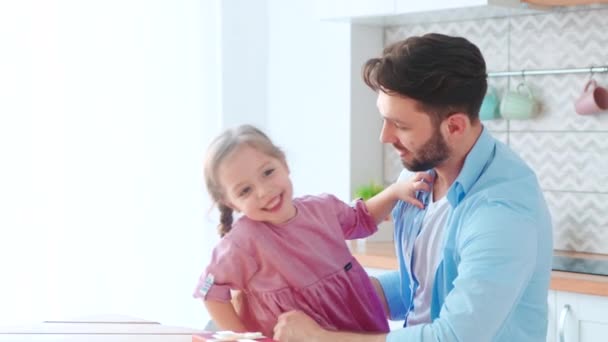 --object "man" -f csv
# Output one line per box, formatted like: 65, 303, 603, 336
273, 33, 553, 341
